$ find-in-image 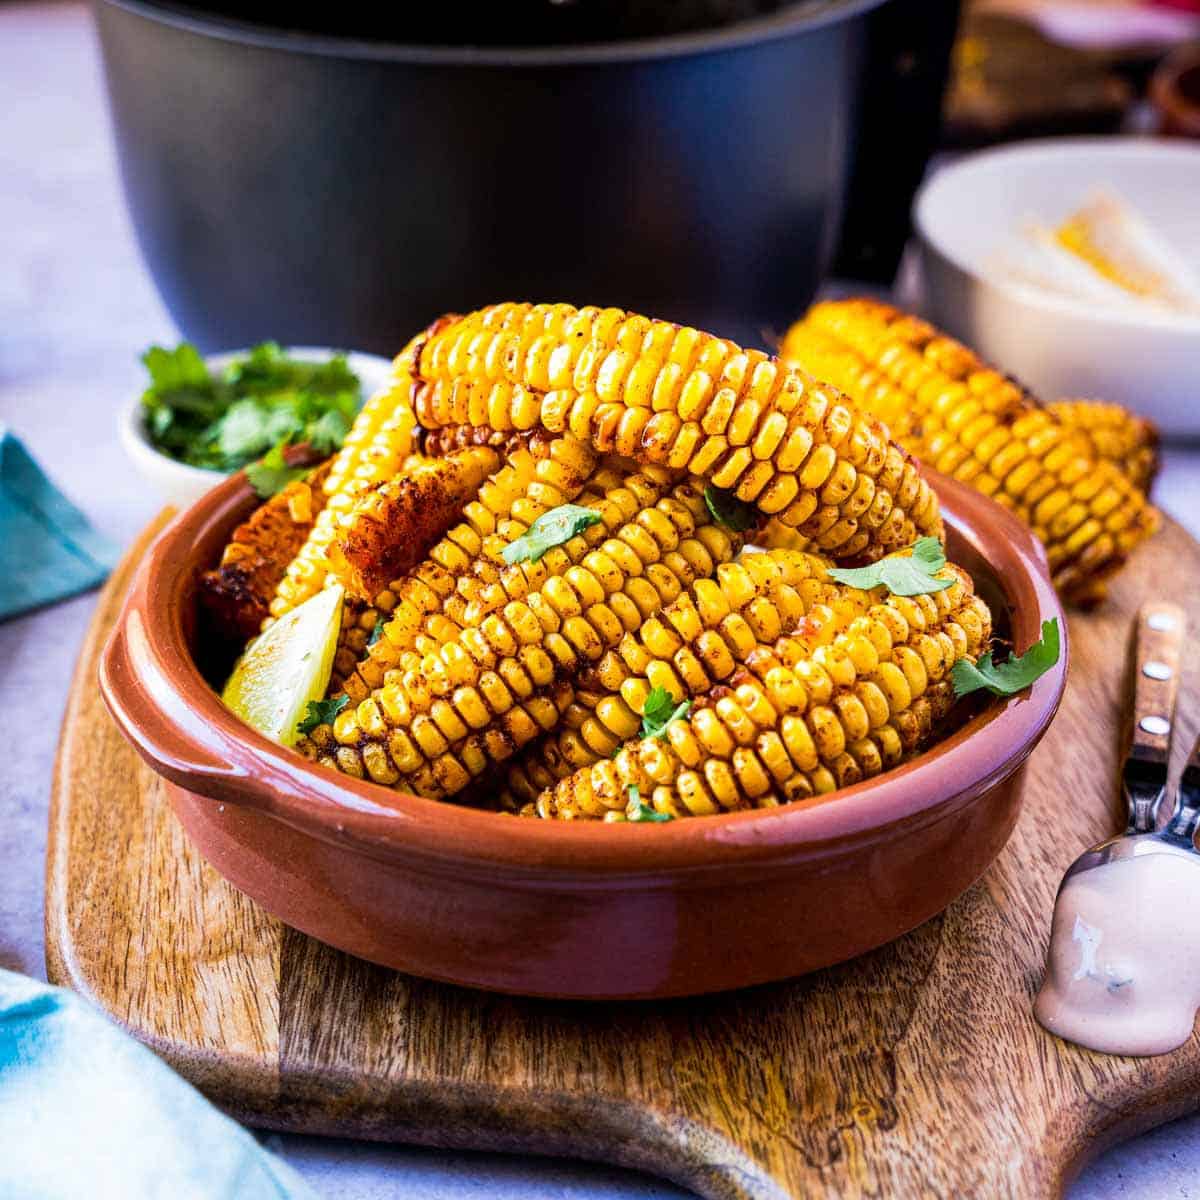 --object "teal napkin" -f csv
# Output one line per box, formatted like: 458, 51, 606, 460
0, 426, 120, 620
0, 969, 315, 1199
